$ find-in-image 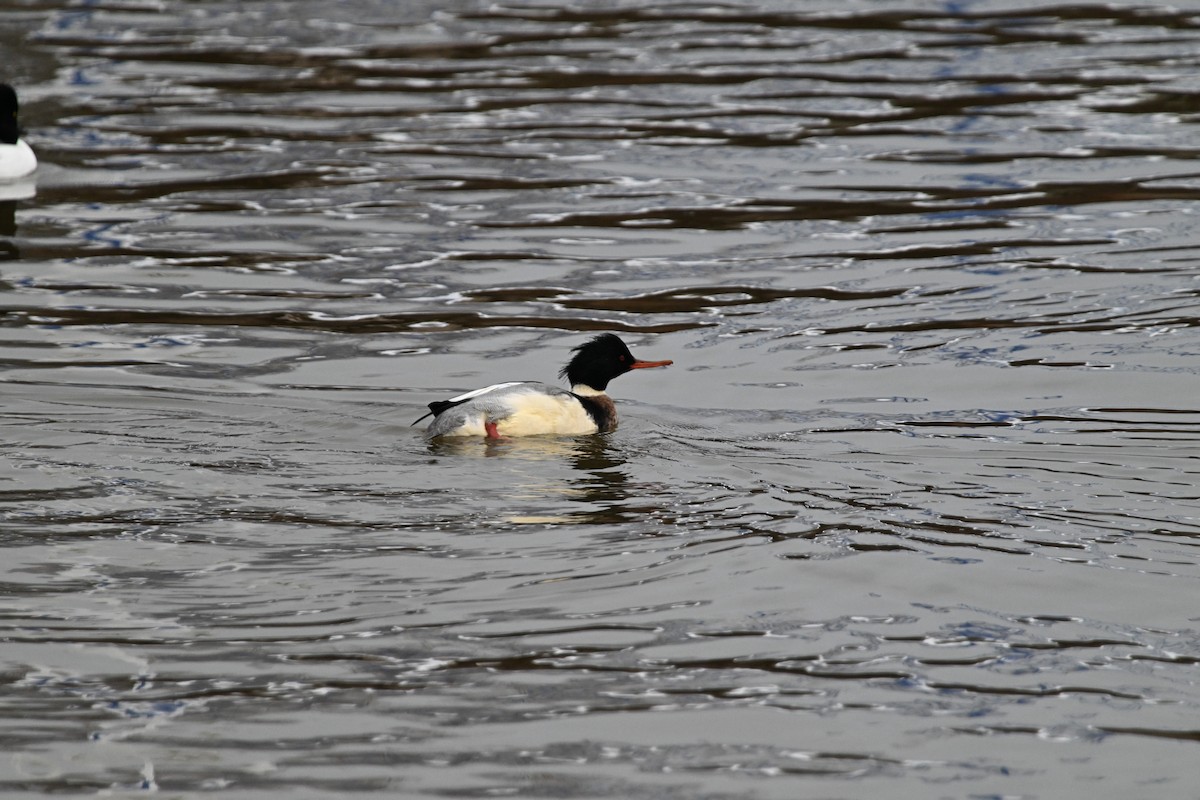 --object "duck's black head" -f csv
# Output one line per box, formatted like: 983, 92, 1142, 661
559, 333, 673, 392
0, 85, 21, 145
